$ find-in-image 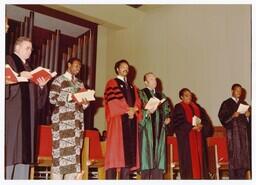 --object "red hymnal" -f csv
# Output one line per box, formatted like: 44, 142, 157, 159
30, 67, 57, 84
5, 64, 28, 83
